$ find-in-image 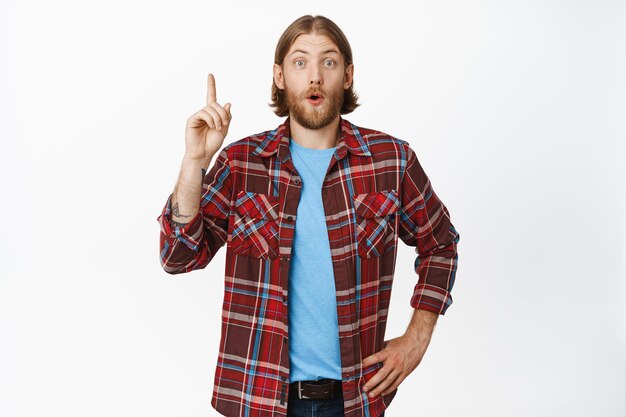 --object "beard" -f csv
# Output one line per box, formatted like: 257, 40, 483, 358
284, 82, 344, 130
